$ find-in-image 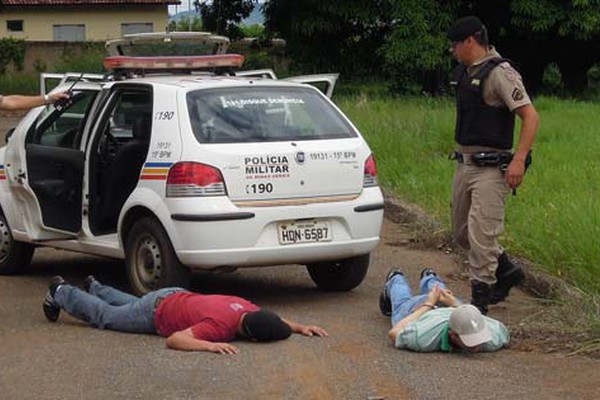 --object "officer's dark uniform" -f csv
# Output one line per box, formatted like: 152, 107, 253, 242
449, 17, 532, 314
